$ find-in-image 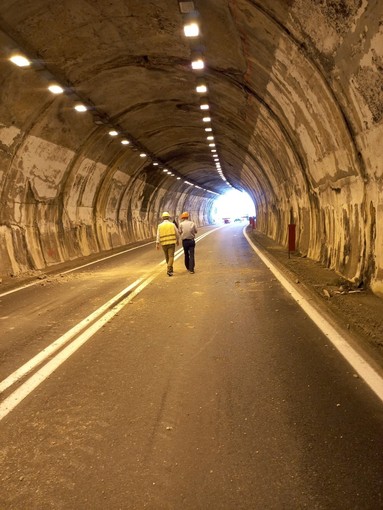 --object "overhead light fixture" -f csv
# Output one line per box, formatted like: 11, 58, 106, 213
184, 21, 199, 37
153, 162, 159, 166
9, 54, 31, 67
205, 127, 212, 132
109, 130, 118, 136
196, 83, 207, 93
140, 153, 147, 158
200, 103, 209, 110
207, 136, 214, 140
74, 104, 87, 112
209, 143, 216, 147
191, 57, 204, 70
202, 117, 211, 122
48, 84, 64, 94
121, 139, 130, 145
211, 149, 217, 153
179, 1, 195, 14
